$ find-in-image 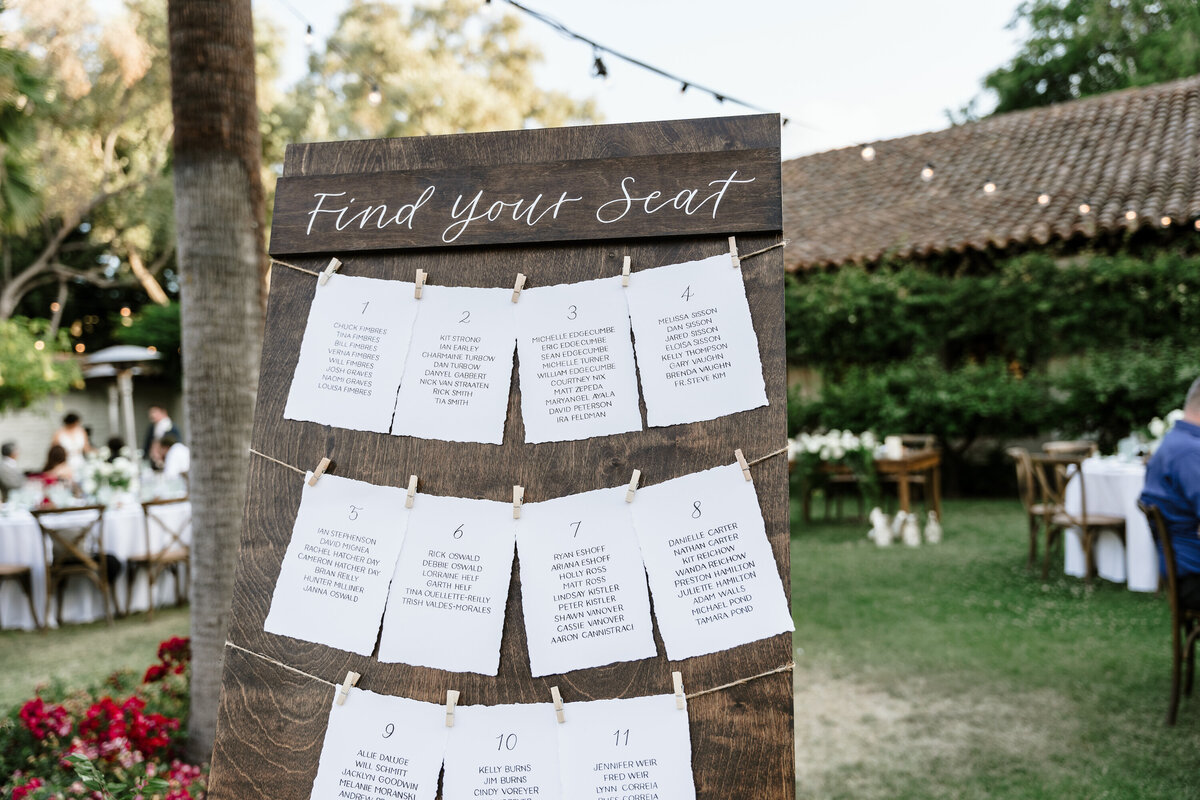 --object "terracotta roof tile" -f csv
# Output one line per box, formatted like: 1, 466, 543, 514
781, 76, 1200, 270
